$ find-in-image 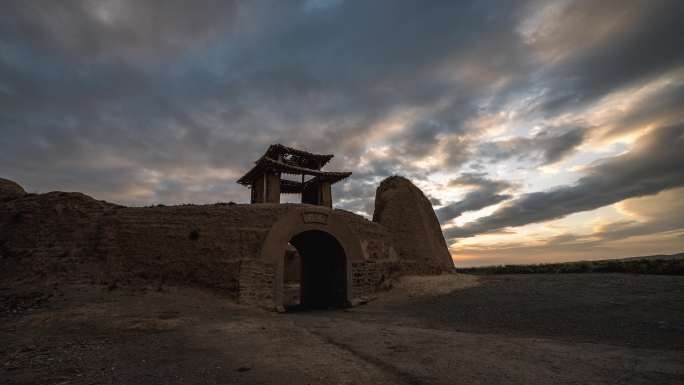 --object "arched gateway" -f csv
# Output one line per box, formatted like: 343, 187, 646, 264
259, 206, 364, 311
